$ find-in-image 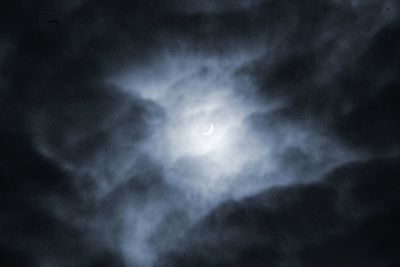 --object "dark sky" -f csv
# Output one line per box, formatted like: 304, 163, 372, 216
1, 1, 400, 266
